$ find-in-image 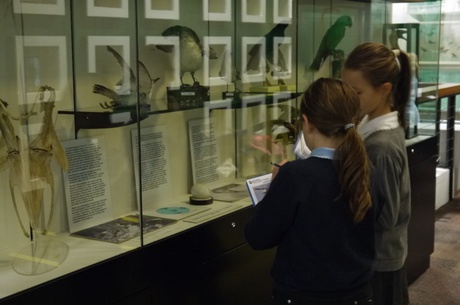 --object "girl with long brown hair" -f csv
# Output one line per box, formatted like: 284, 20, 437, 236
245, 78, 376, 305
342, 42, 412, 305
